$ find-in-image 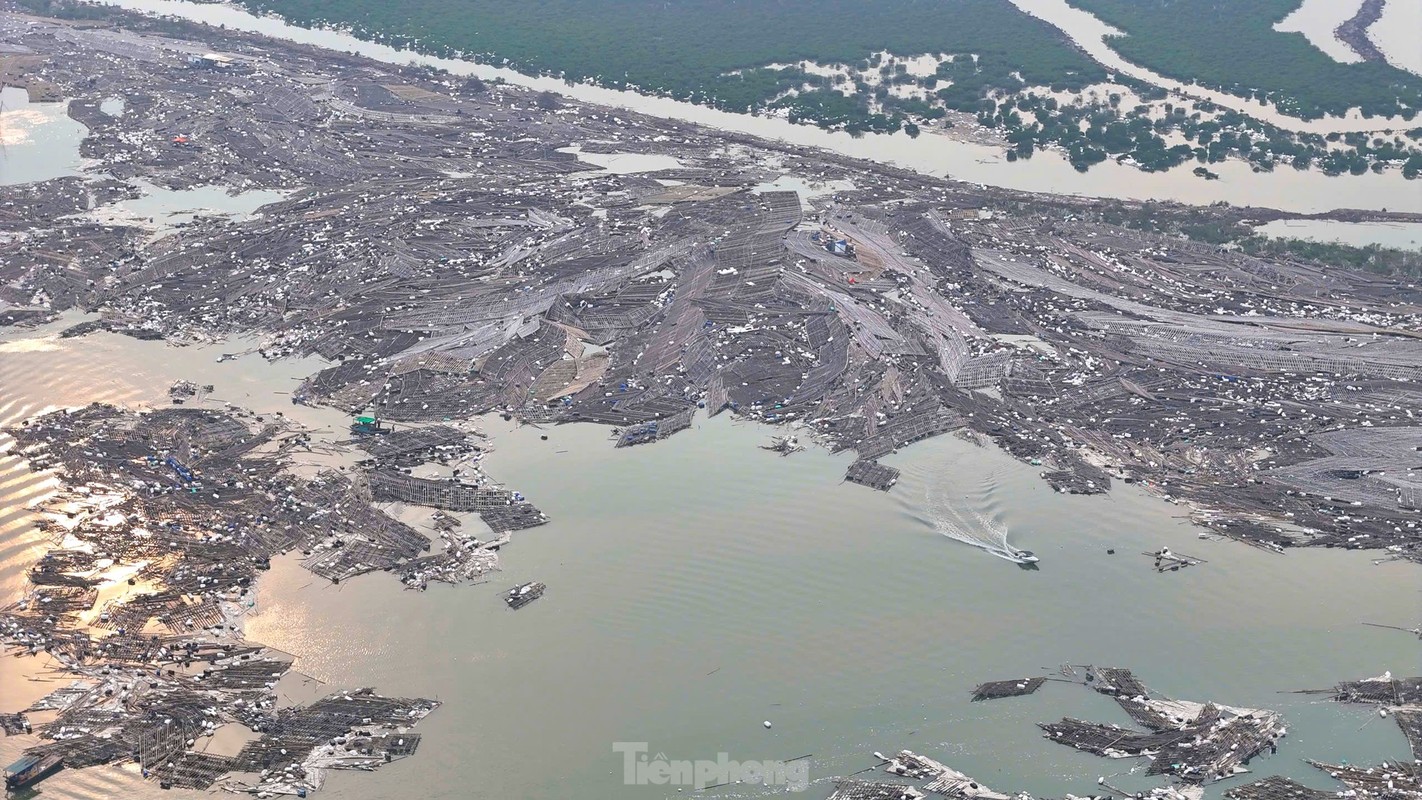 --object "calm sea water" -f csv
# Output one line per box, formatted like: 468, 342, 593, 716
0, 316, 1414, 799
0, 86, 87, 185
